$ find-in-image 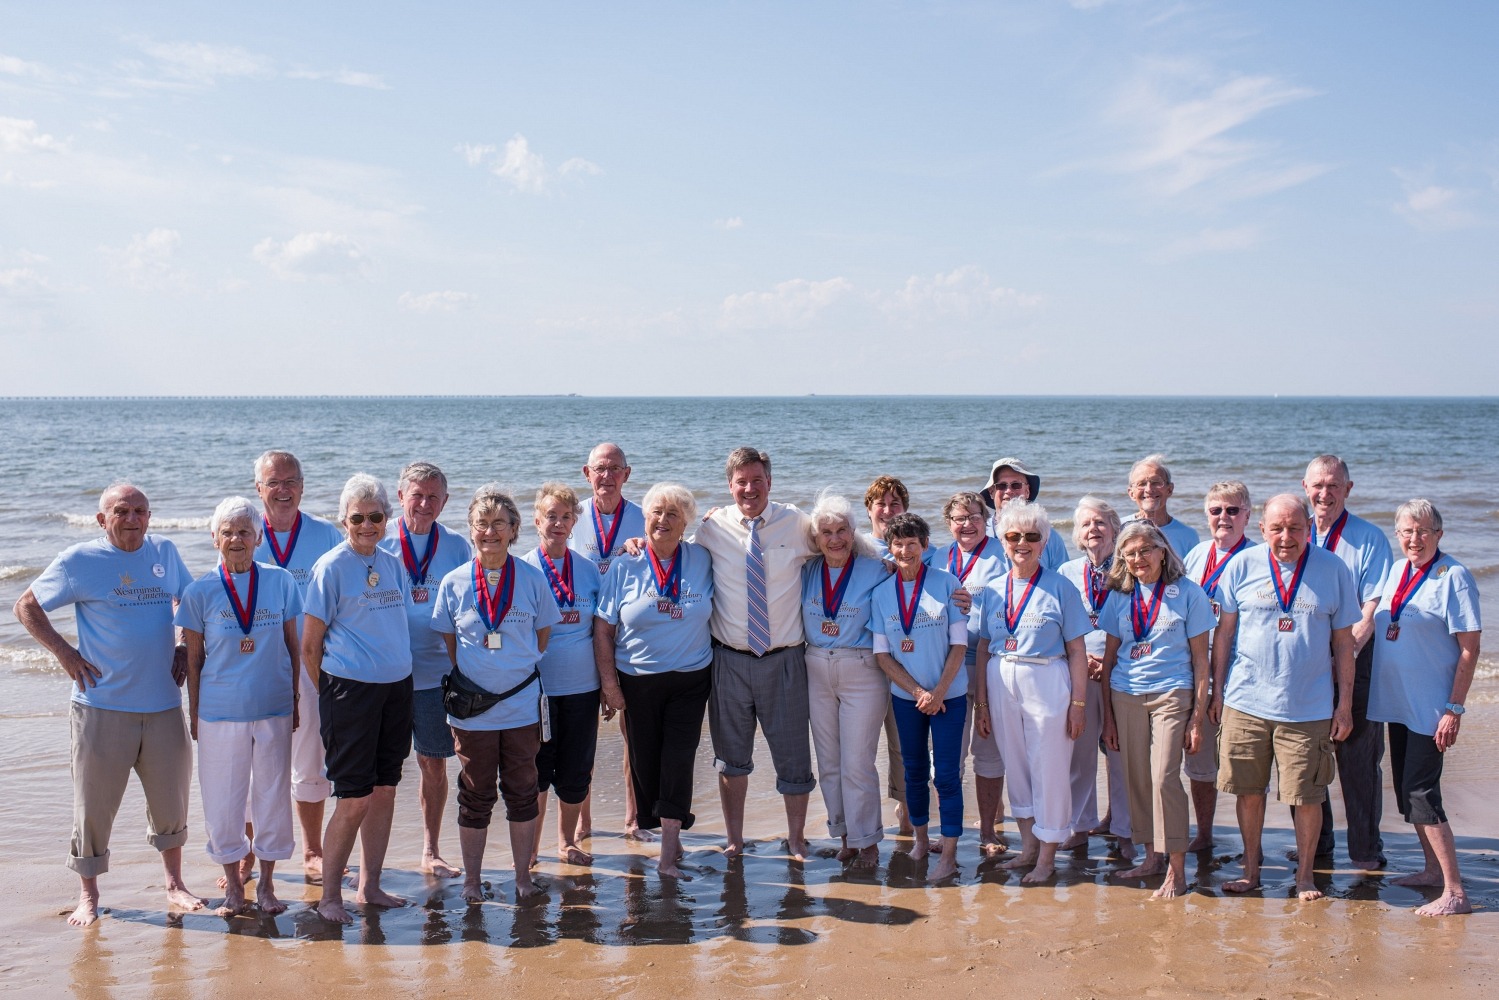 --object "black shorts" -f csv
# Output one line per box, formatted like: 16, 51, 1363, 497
1389, 722, 1447, 826
535, 690, 601, 804
319, 672, 414, 799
